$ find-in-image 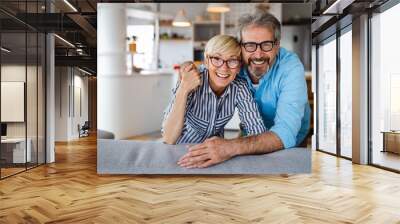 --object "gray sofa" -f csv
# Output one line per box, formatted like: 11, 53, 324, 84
97, 130, 311, 174
97, 129, 115, 140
